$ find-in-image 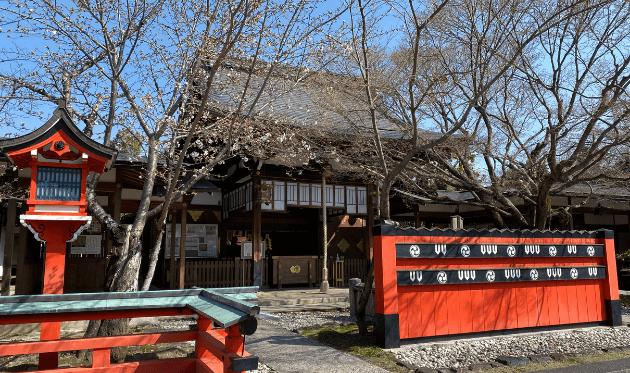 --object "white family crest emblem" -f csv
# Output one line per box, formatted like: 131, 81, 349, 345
570, 268, 578, 279
507, 246, 516, 257
549, 246, 557, 256
530, 269, 538, 280
409, 245, 420, 257
486, 270, 496, 282
460, 245, 471, 257
437, 271, 448, 284
587, 246, 595, 257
